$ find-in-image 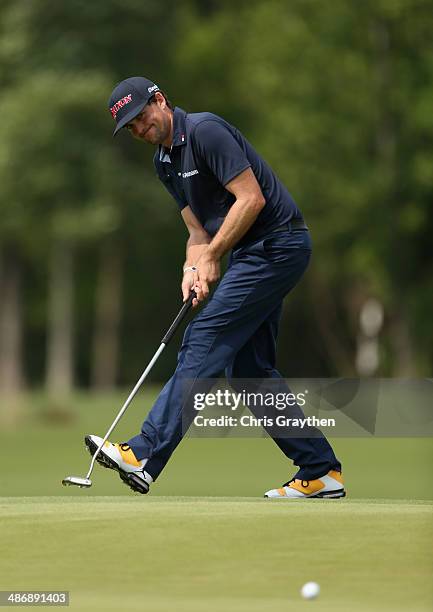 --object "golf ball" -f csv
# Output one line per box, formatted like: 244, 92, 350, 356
301, 581, 320, 600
